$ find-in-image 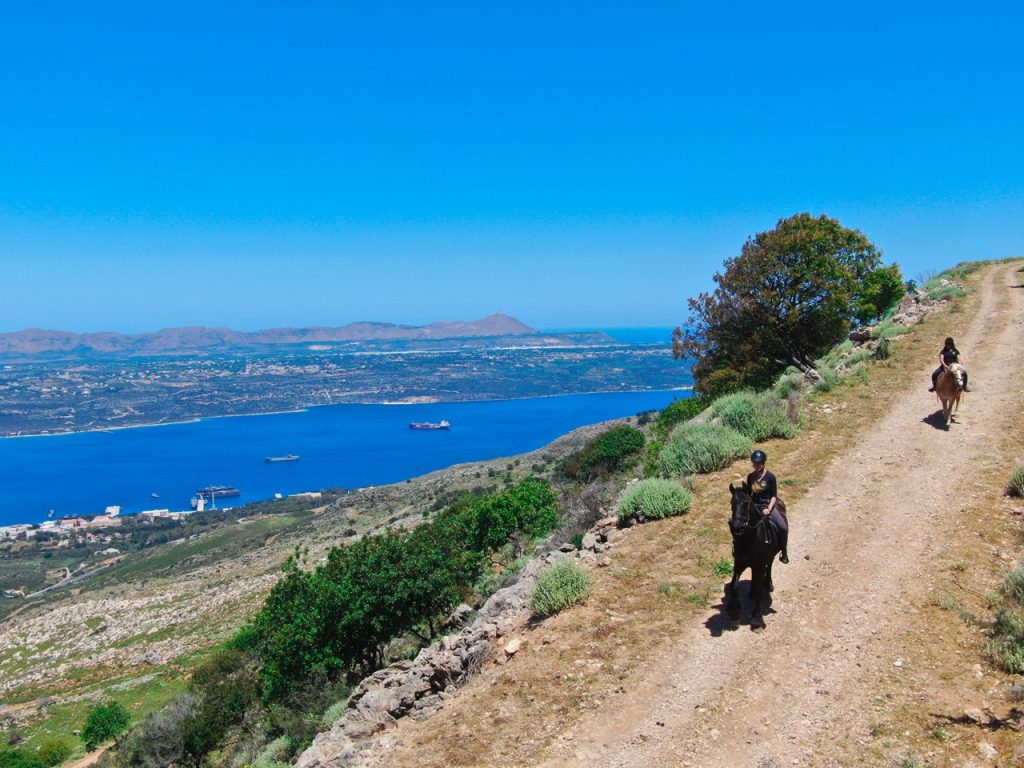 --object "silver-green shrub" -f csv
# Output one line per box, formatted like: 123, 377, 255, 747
252, 737, 293, 768
659, 423, 752, 477
870, 320, 913, 341
814, 367, 840, 392
320, 699, 349, 729
1009, 464, 1024, 498
772, 372, 804, 399
710, 391, 797, 442
529, 561, 592, 617
989, 566, 1024, 672
617, 479, 692, 521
